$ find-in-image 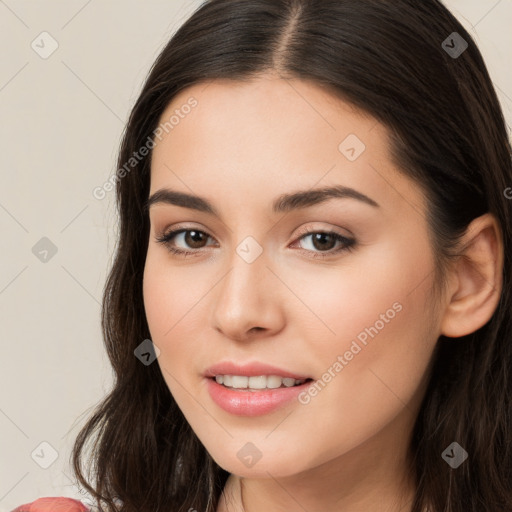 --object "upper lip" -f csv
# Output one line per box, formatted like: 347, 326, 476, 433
204, 361, 312, 380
